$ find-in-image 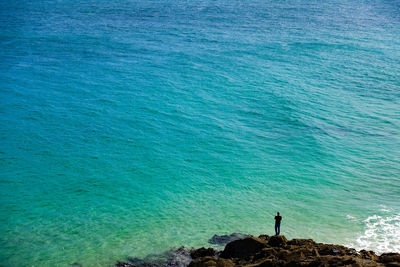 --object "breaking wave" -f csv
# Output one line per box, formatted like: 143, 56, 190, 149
350, 213, 400, 254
